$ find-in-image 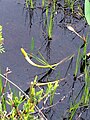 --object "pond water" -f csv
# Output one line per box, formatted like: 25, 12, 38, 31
0, 0, 90, 119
